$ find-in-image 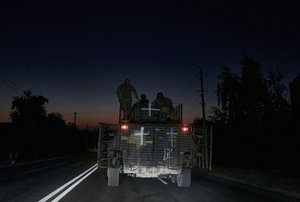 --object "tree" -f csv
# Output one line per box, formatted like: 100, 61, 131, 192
211, 56, 296, 167
10, 90, 48, 125
240, 56, 268, 122
9, 90, 87, 160
213, 57, 276, 166
217, 66, 241, 123
48, 112, 66, 126
266, 70, 290, 116
263, 69, 291, 167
